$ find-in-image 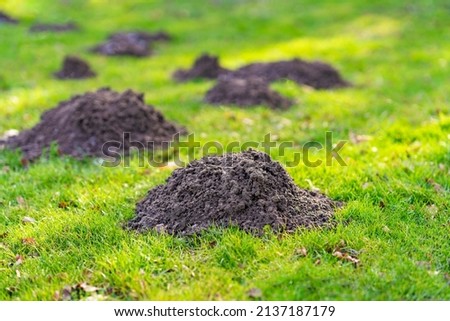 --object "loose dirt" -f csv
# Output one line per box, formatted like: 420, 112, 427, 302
128, 149, 339, 235
54, 56, 96, 79
0, 11, 18, 24
204, 76, 293, 109
29, 22, 78, 33
91, 31, 171, 57
230, 59, 349, 89
173, 54, 230, 81
6, 88, 186, 160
